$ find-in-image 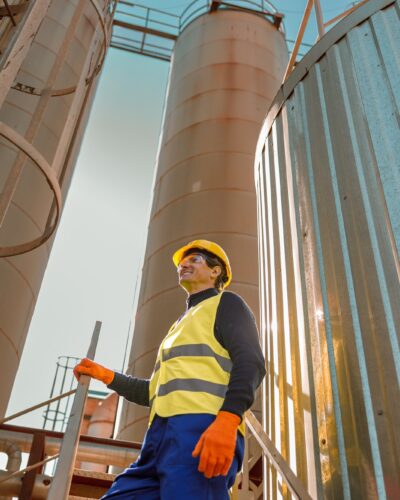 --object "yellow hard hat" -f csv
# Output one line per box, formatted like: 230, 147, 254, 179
173, 239, 232, 288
